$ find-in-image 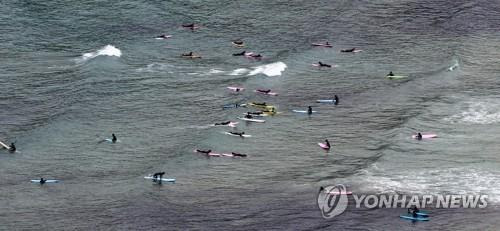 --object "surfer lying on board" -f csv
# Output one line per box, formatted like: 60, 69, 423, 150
156, 34, 170, 39
416, 133, 423, 140
244, 113, 253, 119
387, 71, 394, 76
334, 95, 339, 105
408, 206, 420, 217
215, 121, 231, 126
233, 51, 246, 56
182, 52, 194, 57
248, 111, 263, 115
233, 40, 244, 45
196, 149, 212, 154
256, 89, 271, 94
230, 131, 245, 137
231, 152, 247, 157
341, 48, 356, 52
318, 62, 331, 67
